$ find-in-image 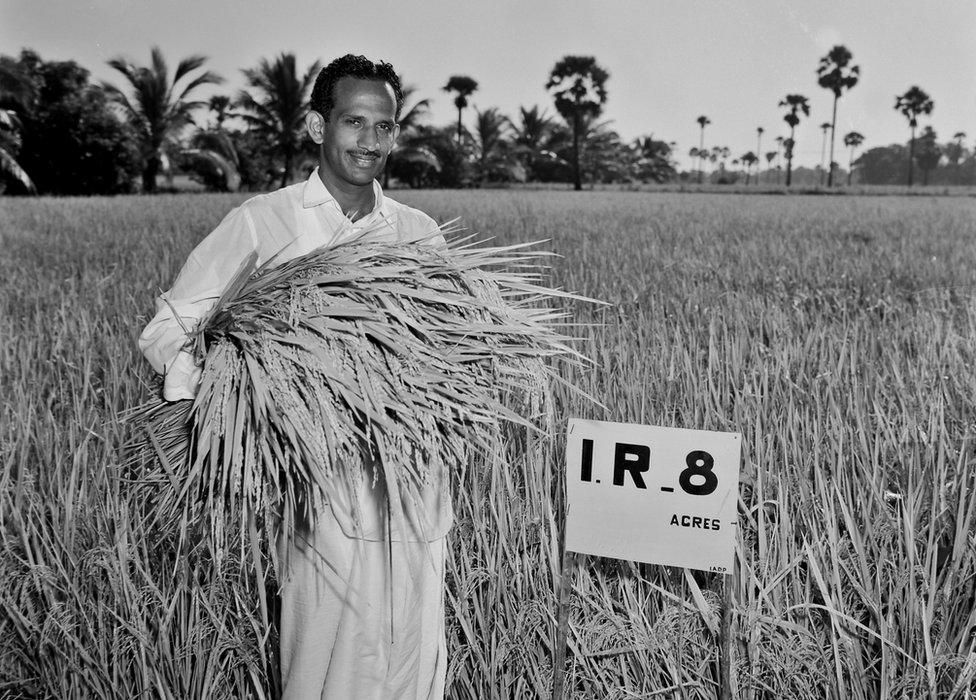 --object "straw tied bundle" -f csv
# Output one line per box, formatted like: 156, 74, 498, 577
133, 226, 586, 566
